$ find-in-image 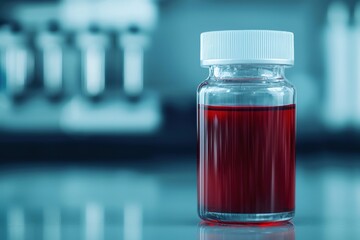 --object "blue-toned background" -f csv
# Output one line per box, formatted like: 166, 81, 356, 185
0, 0, 359, 239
